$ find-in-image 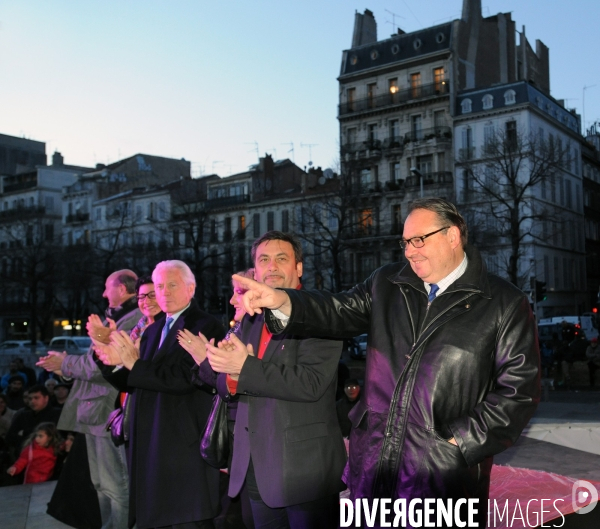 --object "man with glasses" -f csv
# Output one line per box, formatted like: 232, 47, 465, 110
233, 198, 540, 528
